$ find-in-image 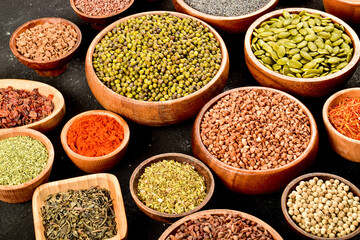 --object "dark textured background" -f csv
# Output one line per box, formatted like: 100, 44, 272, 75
0, 0, 360, 239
